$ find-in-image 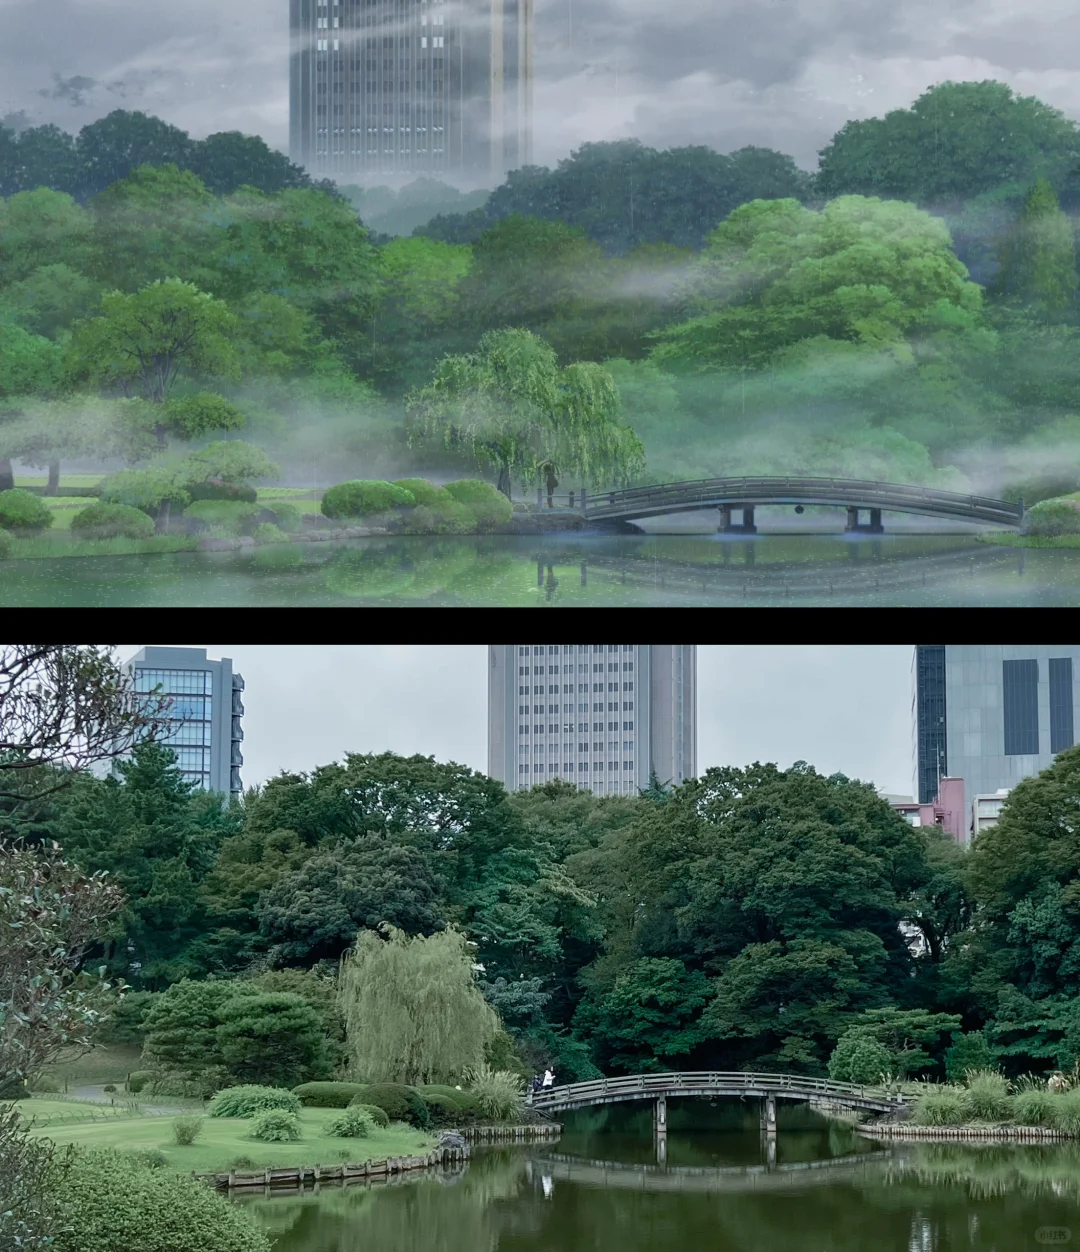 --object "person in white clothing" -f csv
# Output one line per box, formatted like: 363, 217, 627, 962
542, 1068, 554, 1088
